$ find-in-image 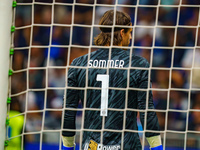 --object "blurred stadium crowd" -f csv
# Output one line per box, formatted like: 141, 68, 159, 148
10, 0, 200, 149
